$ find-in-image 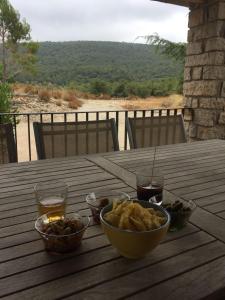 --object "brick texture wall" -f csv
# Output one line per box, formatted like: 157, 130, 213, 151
184, 0, 225, 141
